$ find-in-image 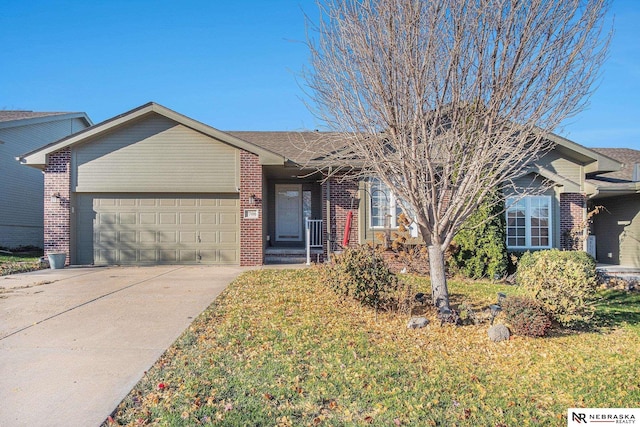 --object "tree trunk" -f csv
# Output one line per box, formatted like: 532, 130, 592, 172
428, 244, 450, 310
